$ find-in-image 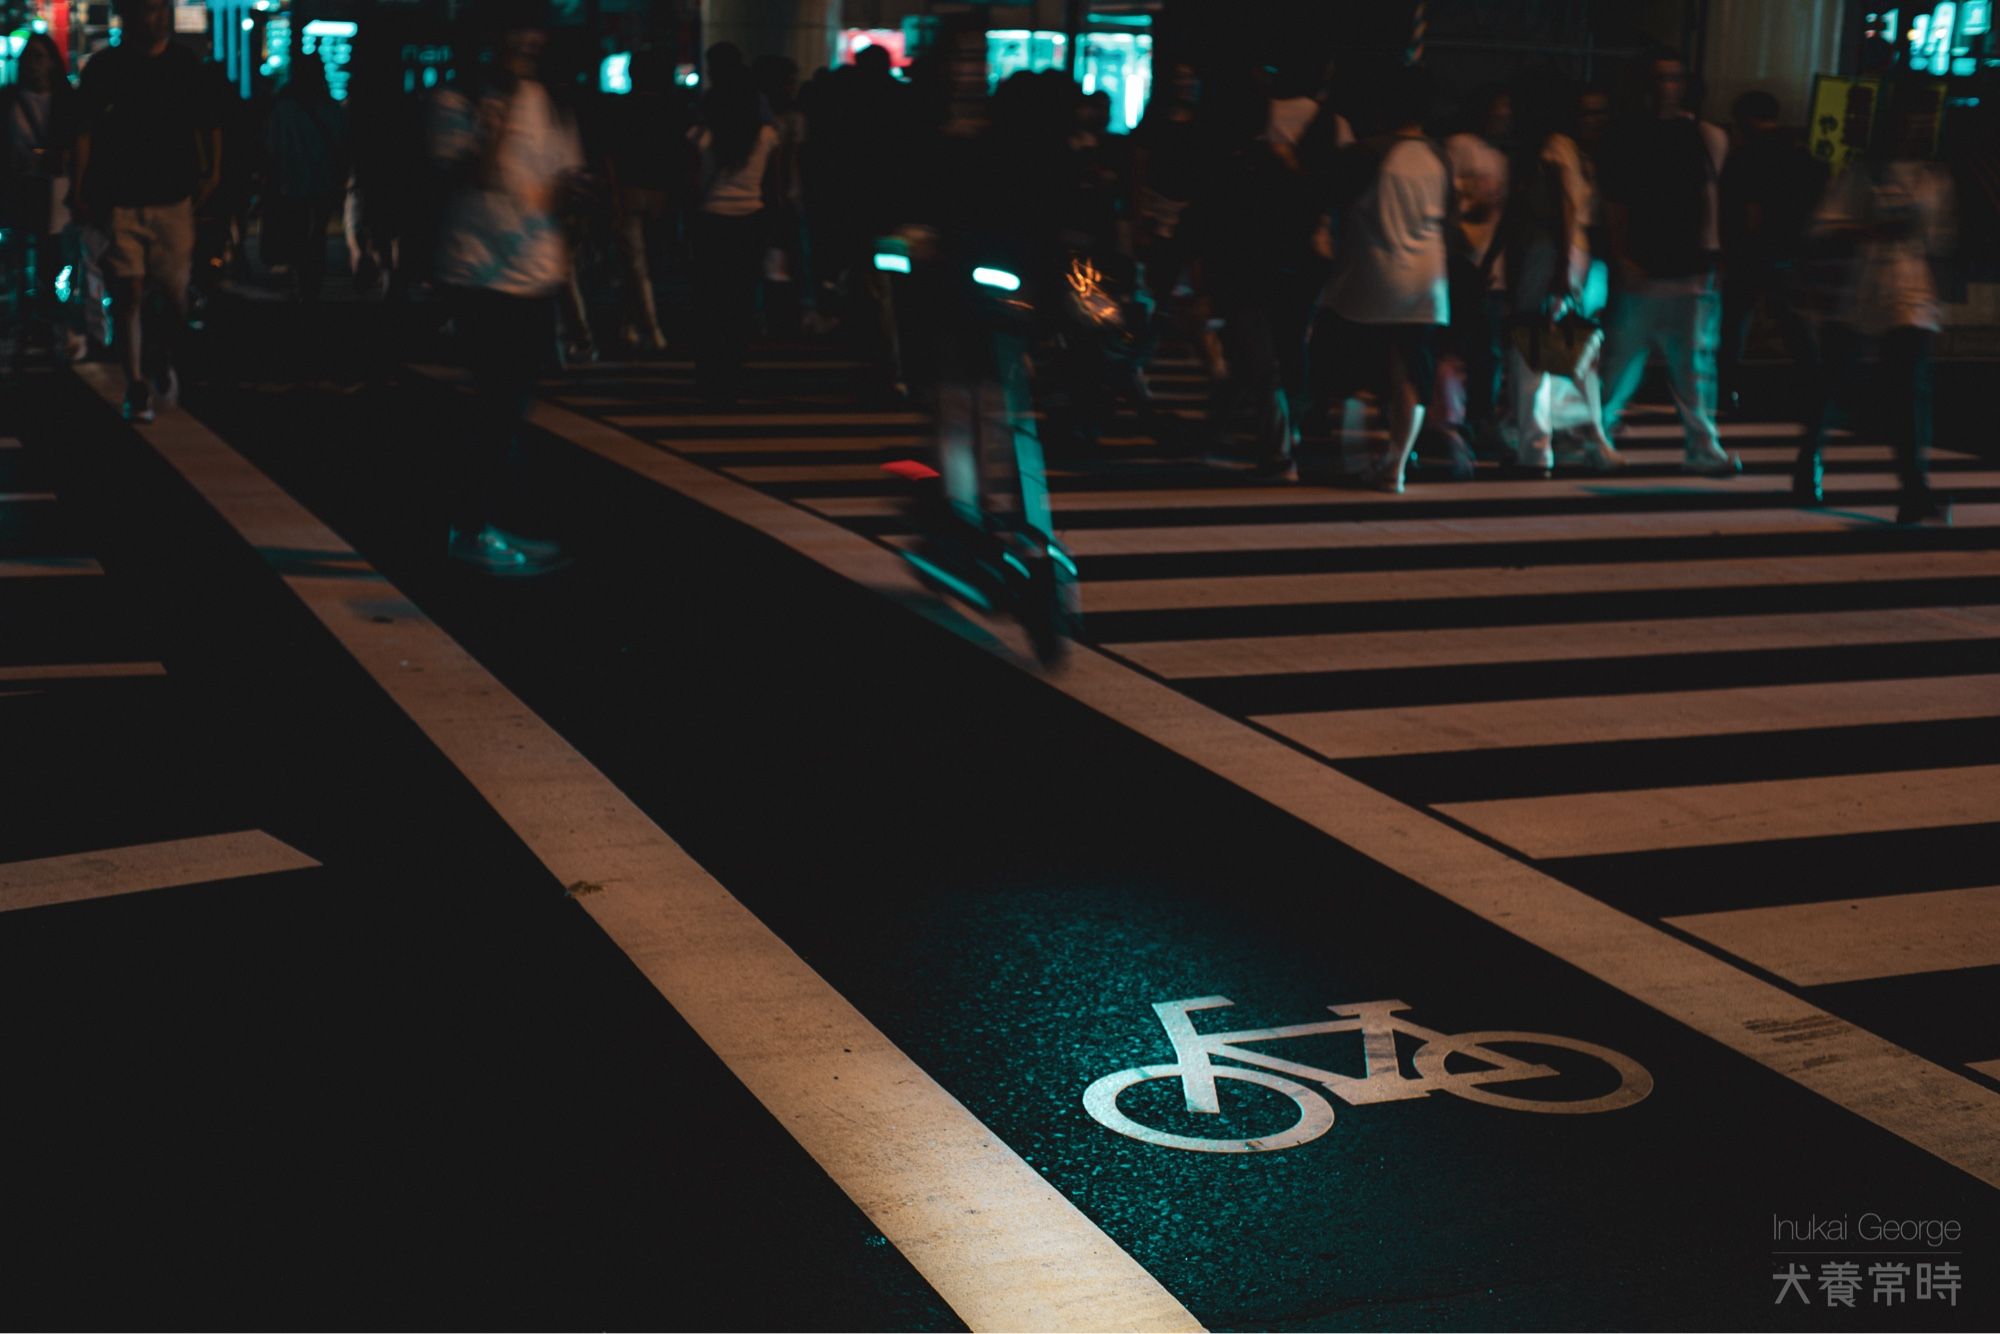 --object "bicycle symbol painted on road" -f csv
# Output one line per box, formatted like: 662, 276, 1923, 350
1084, 996, 1653, 1153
